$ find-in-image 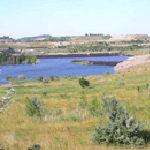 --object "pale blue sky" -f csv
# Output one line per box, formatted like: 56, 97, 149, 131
0, 0, 150, 38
